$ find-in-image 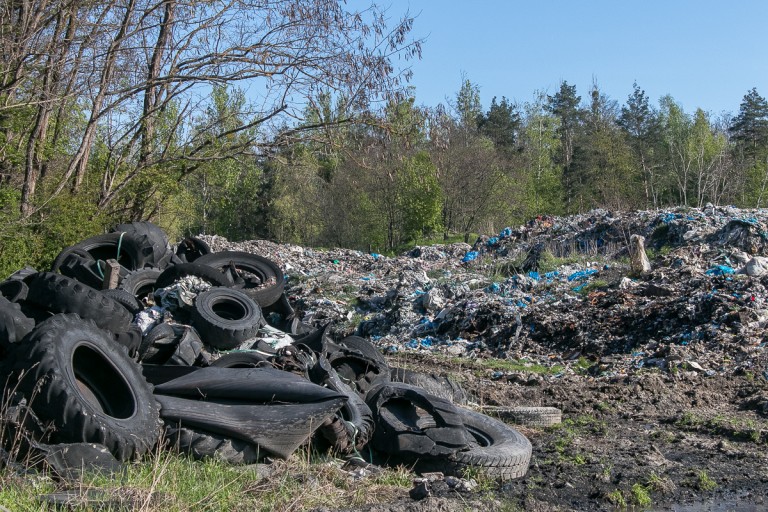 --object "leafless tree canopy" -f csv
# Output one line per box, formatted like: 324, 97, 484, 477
0, 0, 420, 215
